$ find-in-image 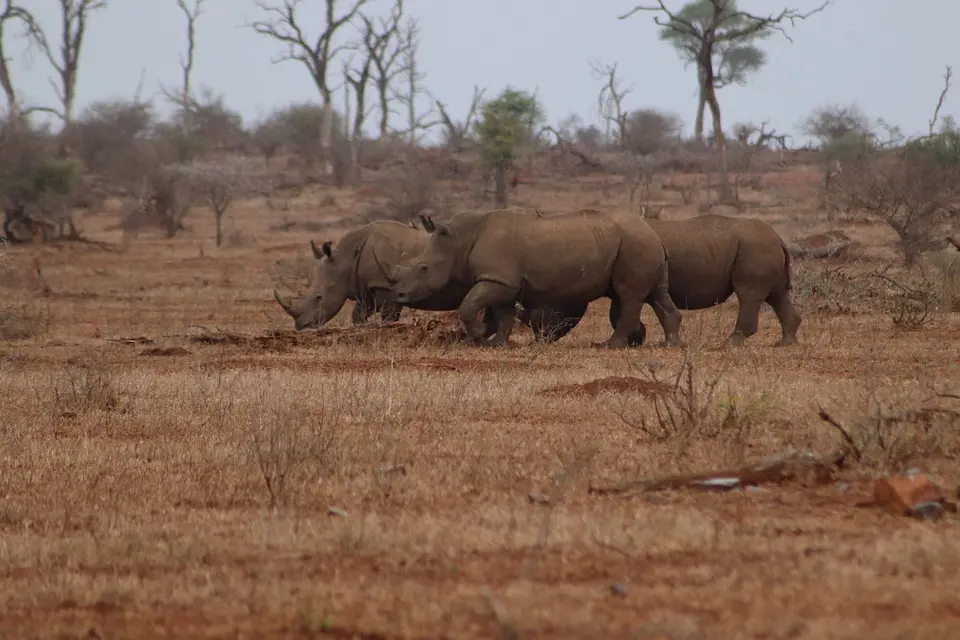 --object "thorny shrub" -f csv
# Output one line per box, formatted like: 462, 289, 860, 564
48, 361, 121, 418
612, 348, 776, 455
821, 388, 960, 473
